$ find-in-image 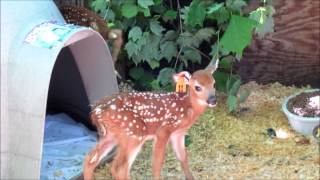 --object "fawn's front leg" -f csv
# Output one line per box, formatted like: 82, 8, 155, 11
170, 132, 194, 180
152, 130, 171, 179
